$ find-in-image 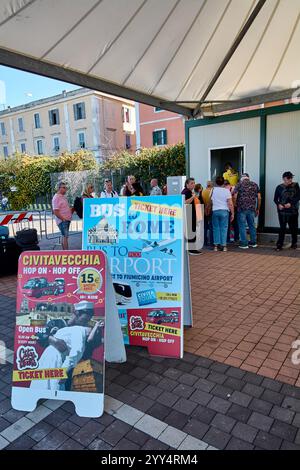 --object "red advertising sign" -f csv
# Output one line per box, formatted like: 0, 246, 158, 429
126, 307, 181, 357
12, 251, 107, 417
